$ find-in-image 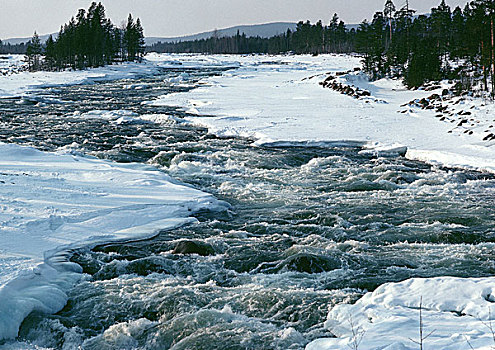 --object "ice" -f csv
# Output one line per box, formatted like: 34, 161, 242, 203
0, 56, 160, 99
0, 142, 224, 340
147, 53, 495, 173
